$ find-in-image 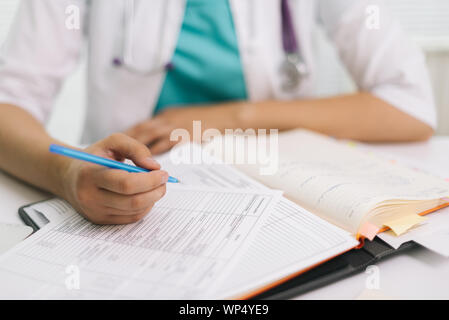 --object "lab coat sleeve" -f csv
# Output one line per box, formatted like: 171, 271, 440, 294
0, 0, 86, 123
317, 0, 437, 128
